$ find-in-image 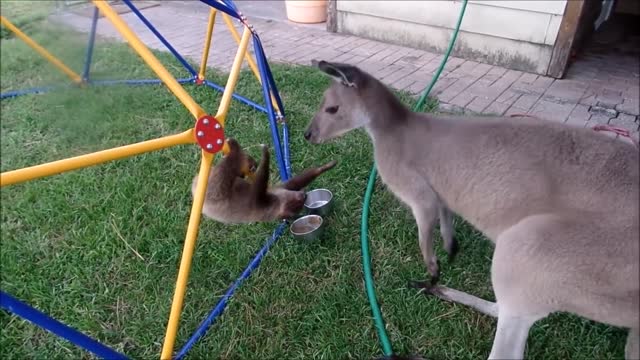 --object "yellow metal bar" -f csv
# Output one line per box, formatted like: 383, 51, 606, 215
0, 130, 194, 187
221, 14, 281, 115
92, 1, 206, 120
198, 8, 217, 80
222, 15, 259, 76
0, 16, 82, 83
215, 27, 251, 125
160, 151, 213, 360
